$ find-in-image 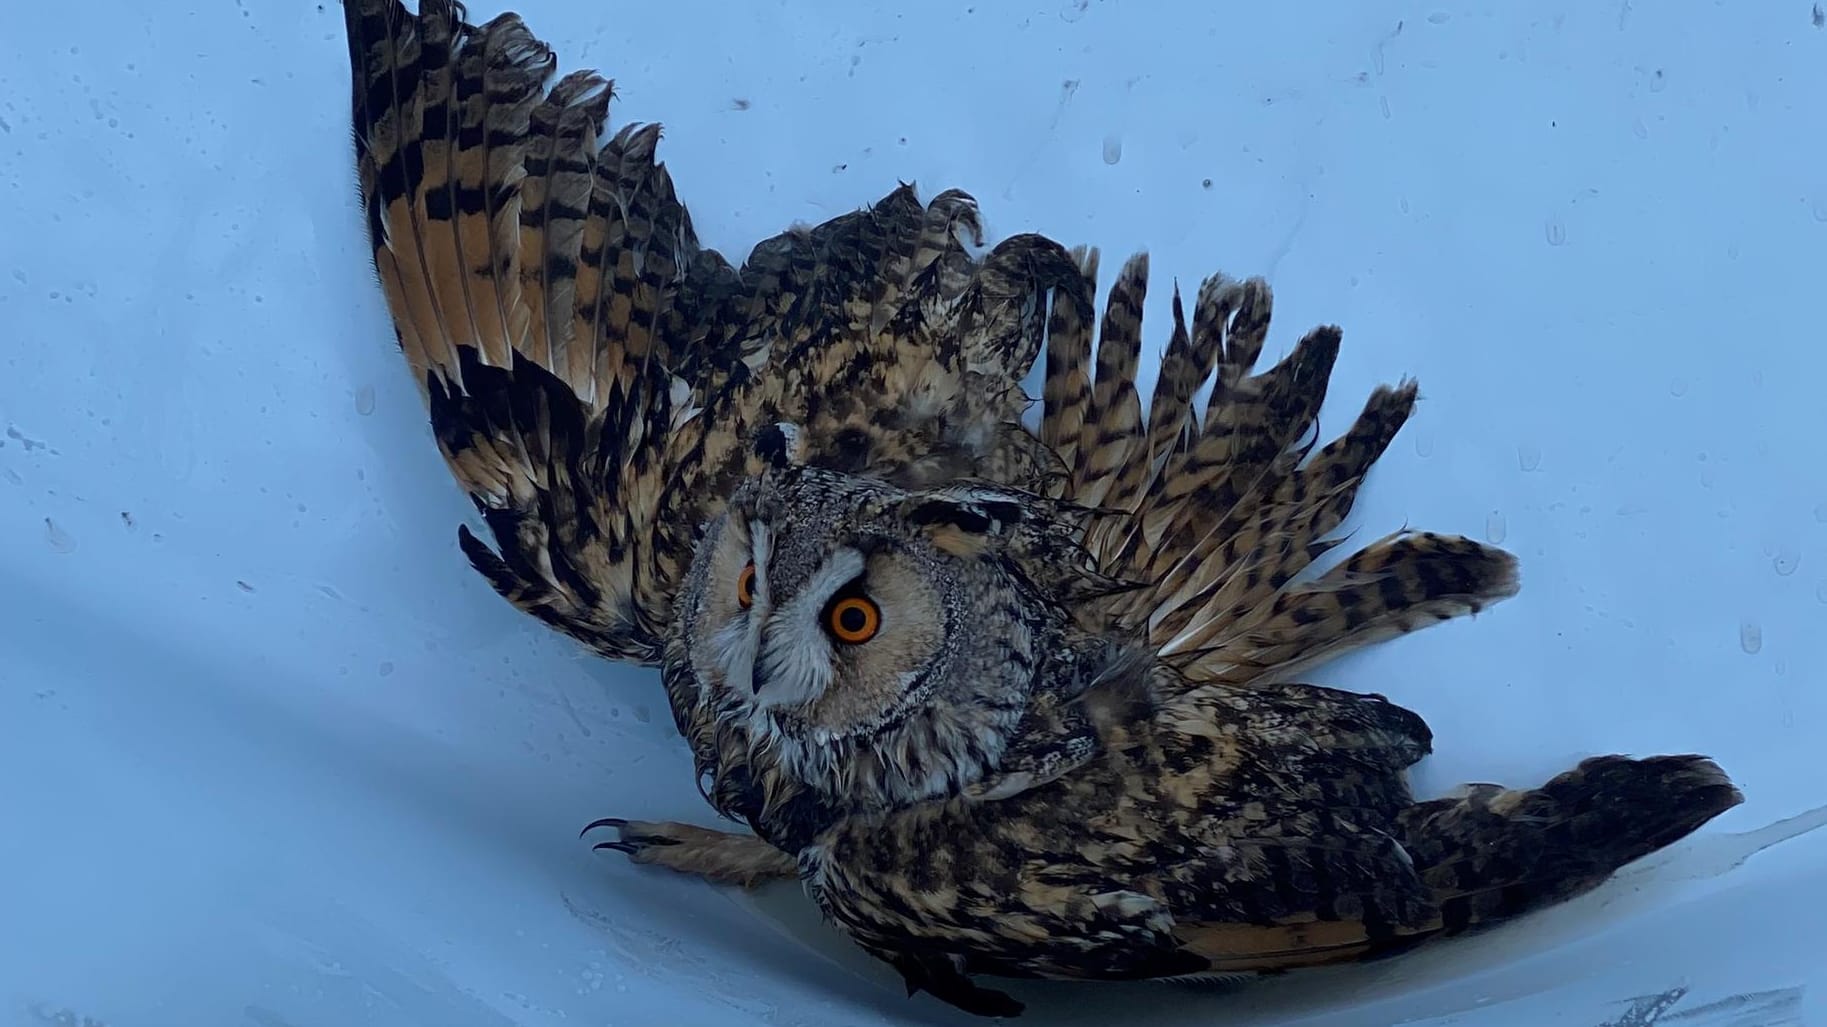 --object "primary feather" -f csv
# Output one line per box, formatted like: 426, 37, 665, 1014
345, 0, 1084, 665
1033, 255, 1519, 685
